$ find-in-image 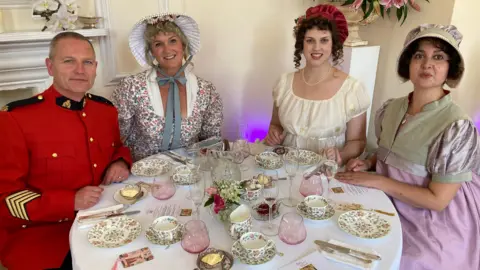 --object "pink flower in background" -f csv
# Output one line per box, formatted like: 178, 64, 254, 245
409, 0, 421, 11
213, 194, 225, 214
393, 0, 408, 8
379, 0, 393, 8
205, 187, 217, 196
352, 0, 364, 9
